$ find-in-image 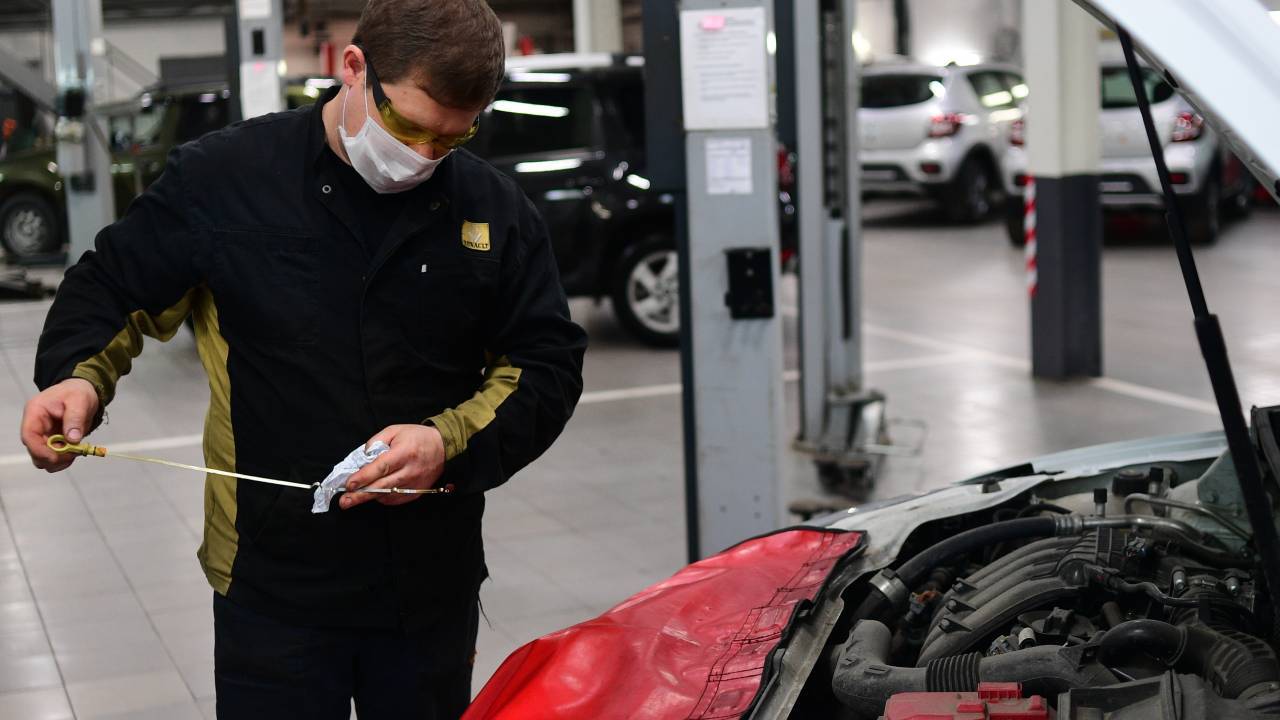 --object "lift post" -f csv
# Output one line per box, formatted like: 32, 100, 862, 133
234, 0, 285, 120
790, 0, 889, 499
642, 0, 788, 560
51, 0, 115, 265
